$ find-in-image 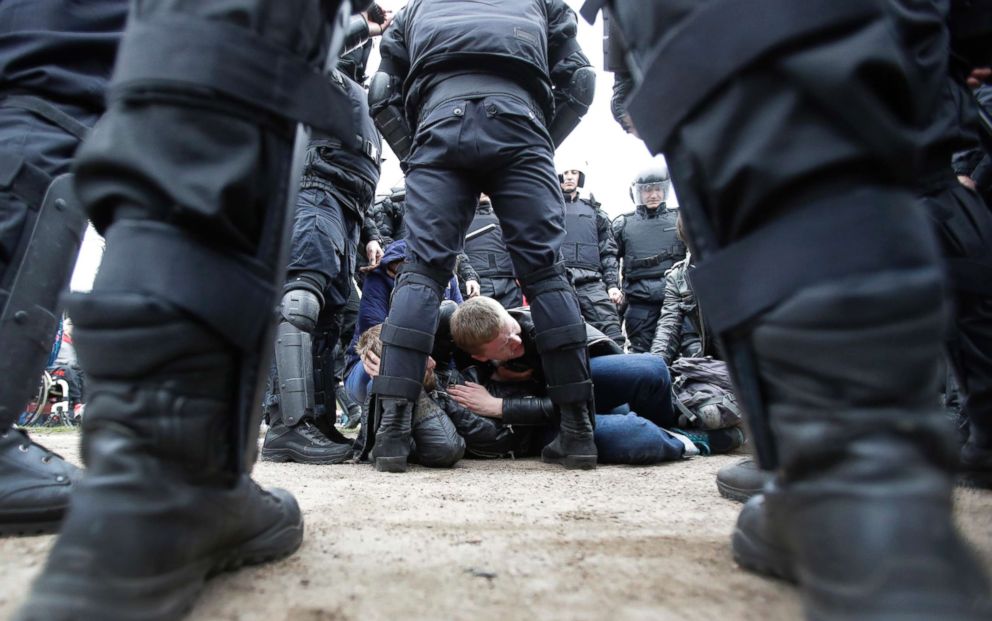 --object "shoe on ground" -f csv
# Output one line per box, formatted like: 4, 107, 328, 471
262, 419, 351, 465
0, 428, 81, 536
716, 458, 772, 503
